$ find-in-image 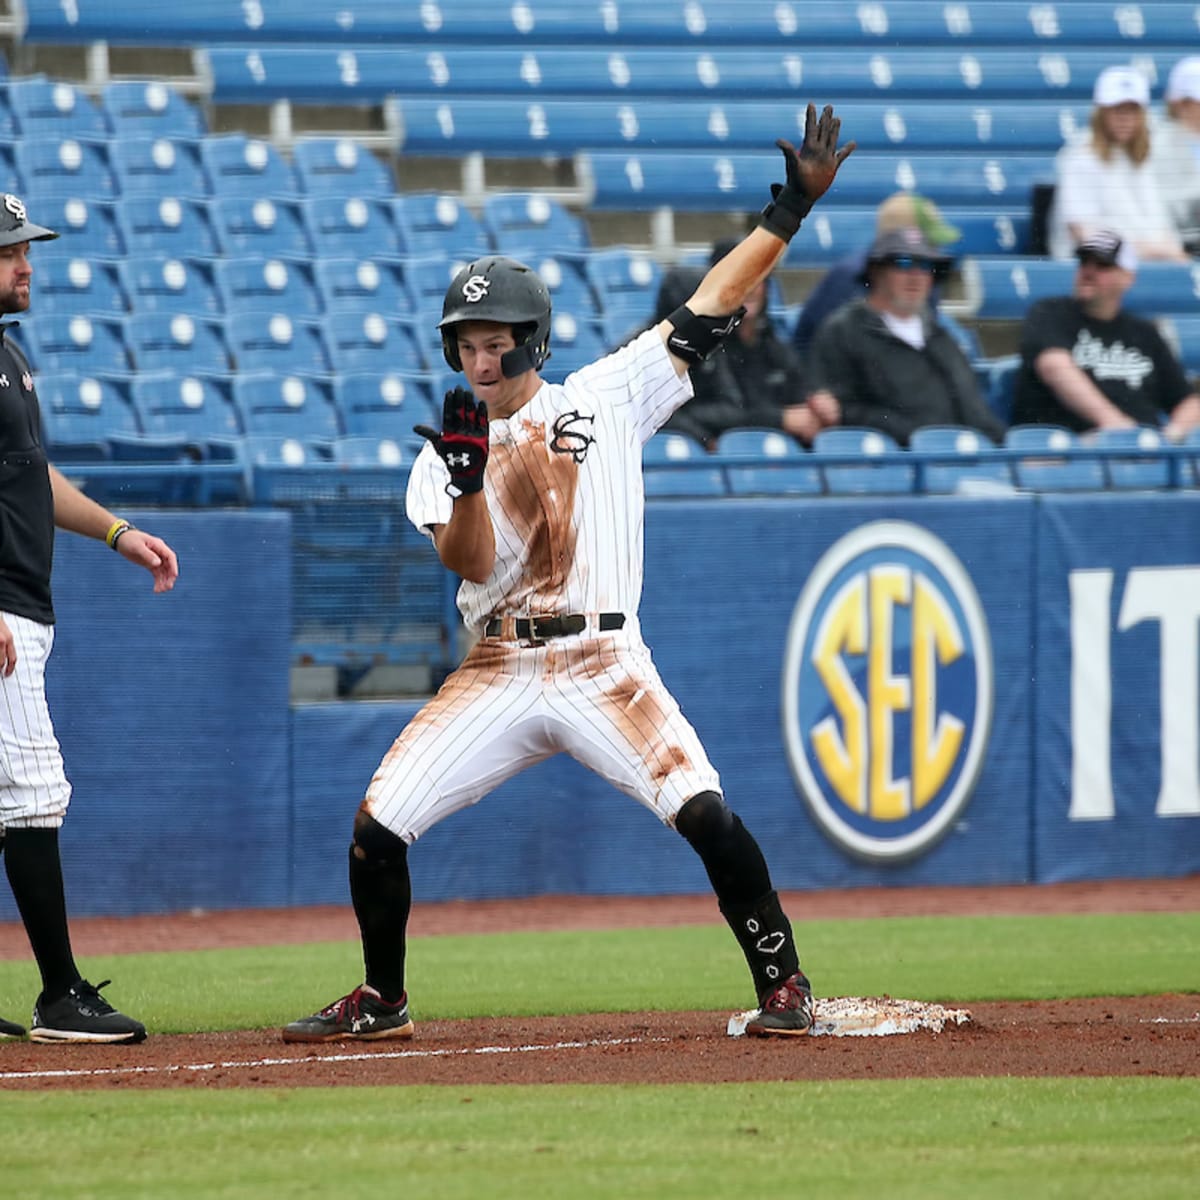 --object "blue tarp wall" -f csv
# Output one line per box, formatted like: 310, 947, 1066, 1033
2, 493, 1198, 918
